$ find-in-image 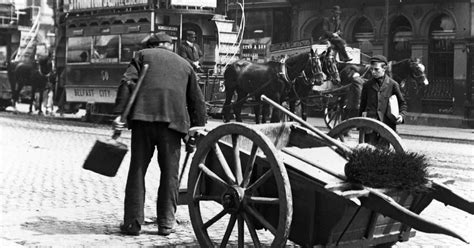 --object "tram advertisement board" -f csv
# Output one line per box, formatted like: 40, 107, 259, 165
66, 0, 148, 11
170, 0, 216, 8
